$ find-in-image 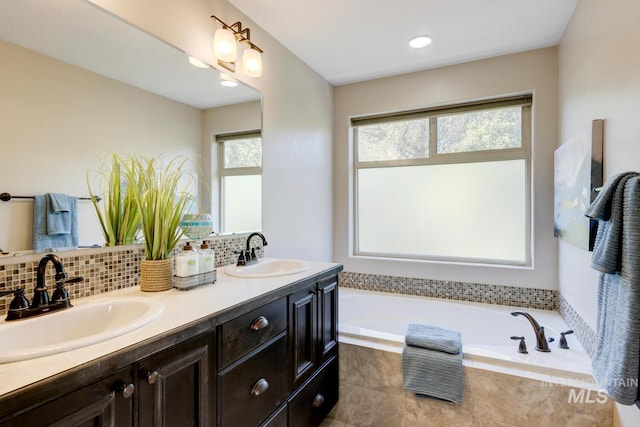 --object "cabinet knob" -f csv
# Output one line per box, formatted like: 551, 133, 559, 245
312, 393, 325, 408
250, 315, 269, 331
115, 382, 135, 399
143, 370, 160, 385
250, 378, 270, 397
